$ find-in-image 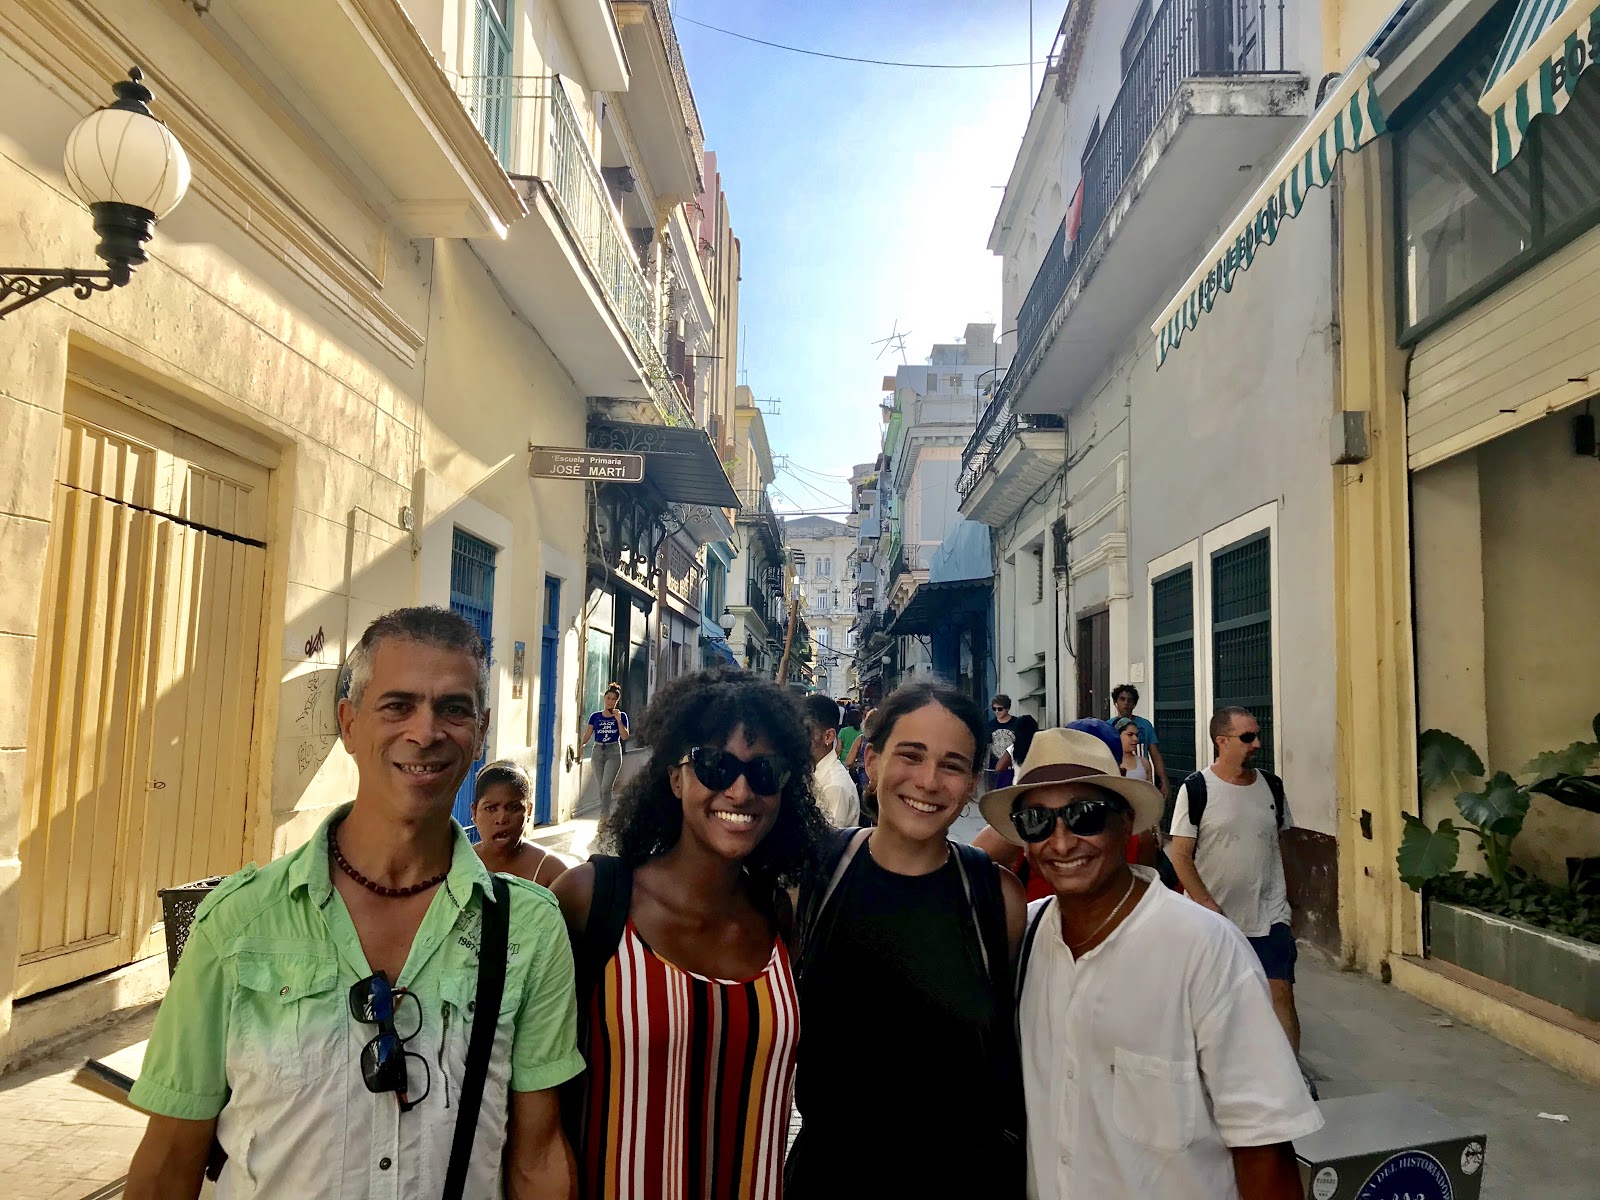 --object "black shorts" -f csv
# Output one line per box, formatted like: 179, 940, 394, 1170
1248, 922, 1298, 982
